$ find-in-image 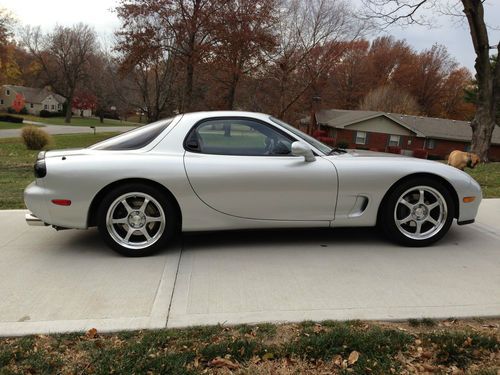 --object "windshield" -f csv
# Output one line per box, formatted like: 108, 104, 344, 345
269, 116, 332, 155
89, 117, 175, 150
